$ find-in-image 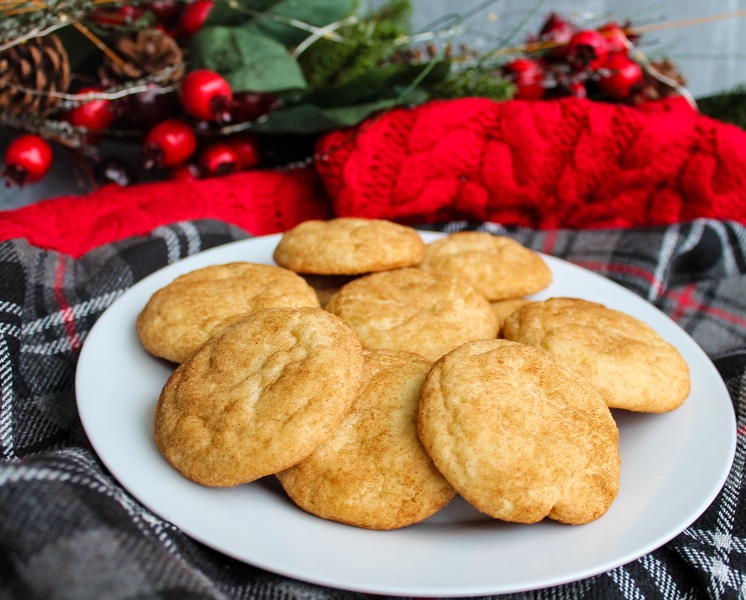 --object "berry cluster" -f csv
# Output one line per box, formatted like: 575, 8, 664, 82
2, 0, 273, 188
140, 68, 270, 182
501, 13, 644, 102
0, 8, 670, 190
